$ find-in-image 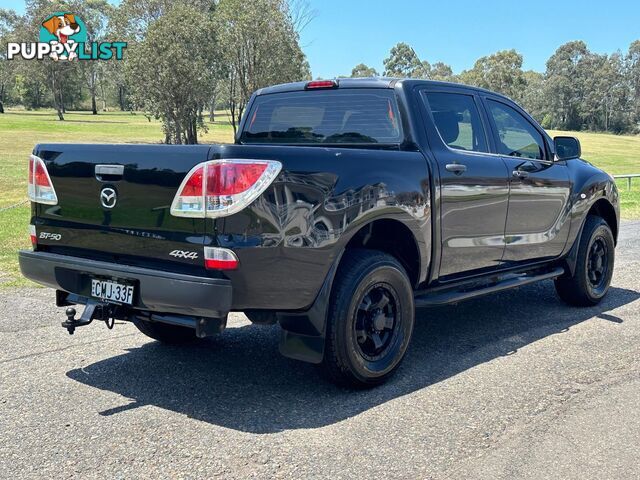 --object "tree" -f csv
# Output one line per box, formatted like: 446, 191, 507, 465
460, 49, 525, 101
578, 52, 628, 131
0, 9, 21, 113
15, 0, 88, 120
520, 70, 546, 124
77, 0, 113, 114
627, 40, 640, 130
383, 42, 430, 78
126, 3, 220, 144
350, 63, 378, 78
543, 41, 589, 130
111, 0, 217, 112
430, 62, 454, 82
215, 0, 311, 133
